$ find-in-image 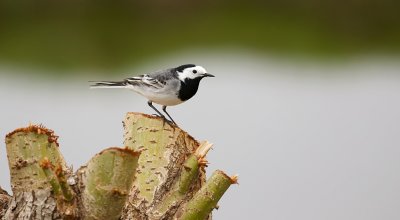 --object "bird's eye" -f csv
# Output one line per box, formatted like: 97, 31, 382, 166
192, 70, 197, 74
